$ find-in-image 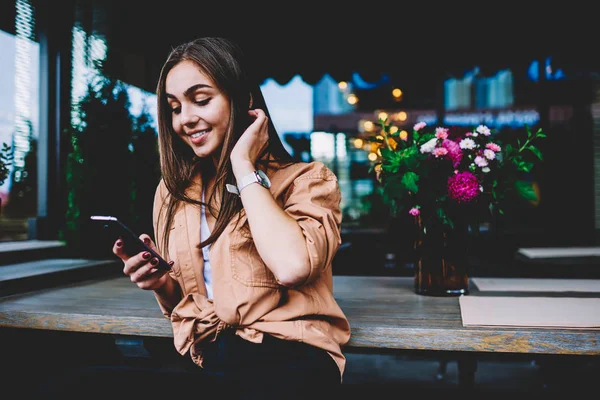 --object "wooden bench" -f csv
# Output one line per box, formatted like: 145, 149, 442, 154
1, 276, 597, 366
3, 275, 599, 349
